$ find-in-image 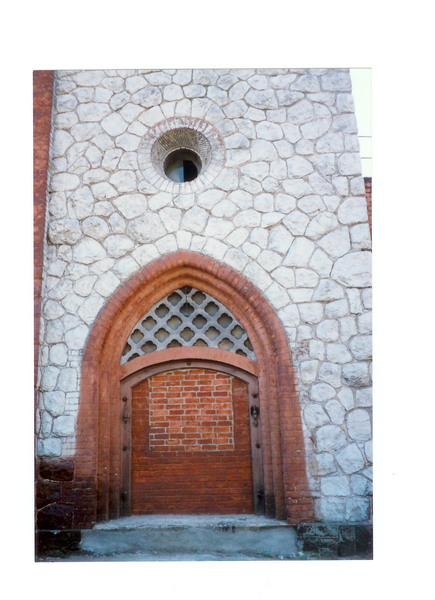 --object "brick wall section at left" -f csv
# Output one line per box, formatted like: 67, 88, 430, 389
34, 71, 56, 545
34, 71, 54, 389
